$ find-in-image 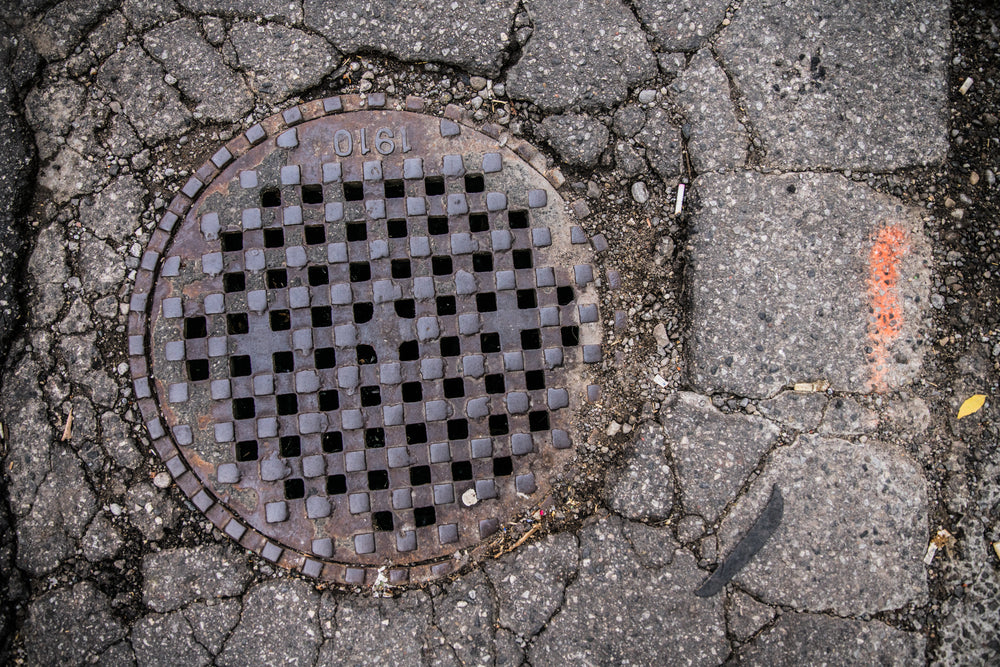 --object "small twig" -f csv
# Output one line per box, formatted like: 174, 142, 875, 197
510, 523, 541, 551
